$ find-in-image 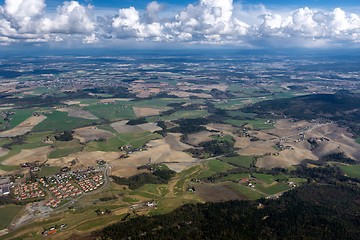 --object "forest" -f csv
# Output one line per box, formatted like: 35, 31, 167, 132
96, 184, 360, 240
